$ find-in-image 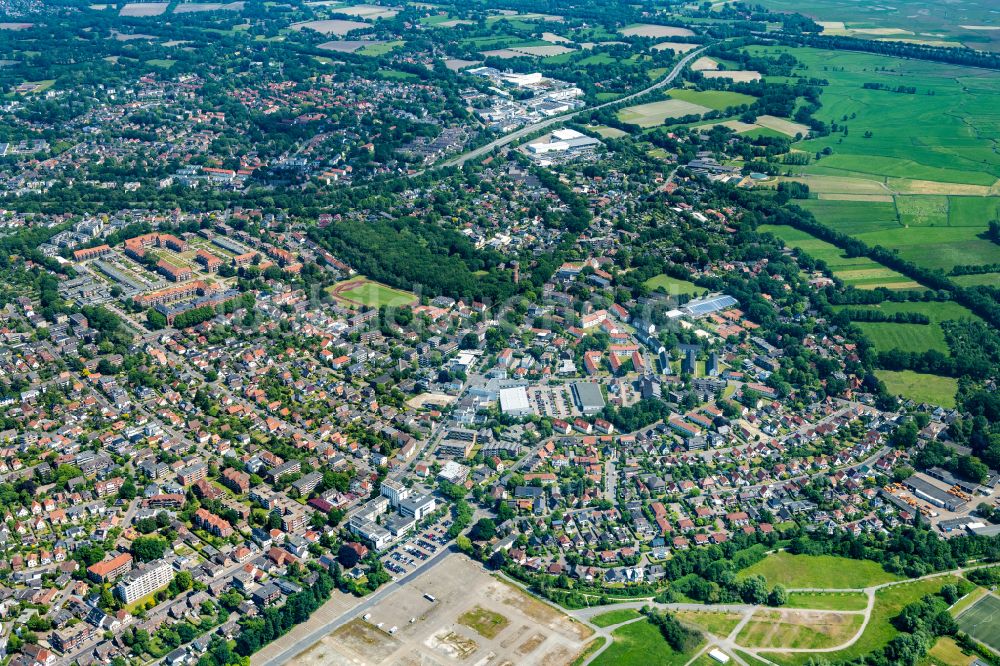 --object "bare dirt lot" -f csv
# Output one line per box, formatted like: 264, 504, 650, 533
295, 555, 592, 666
